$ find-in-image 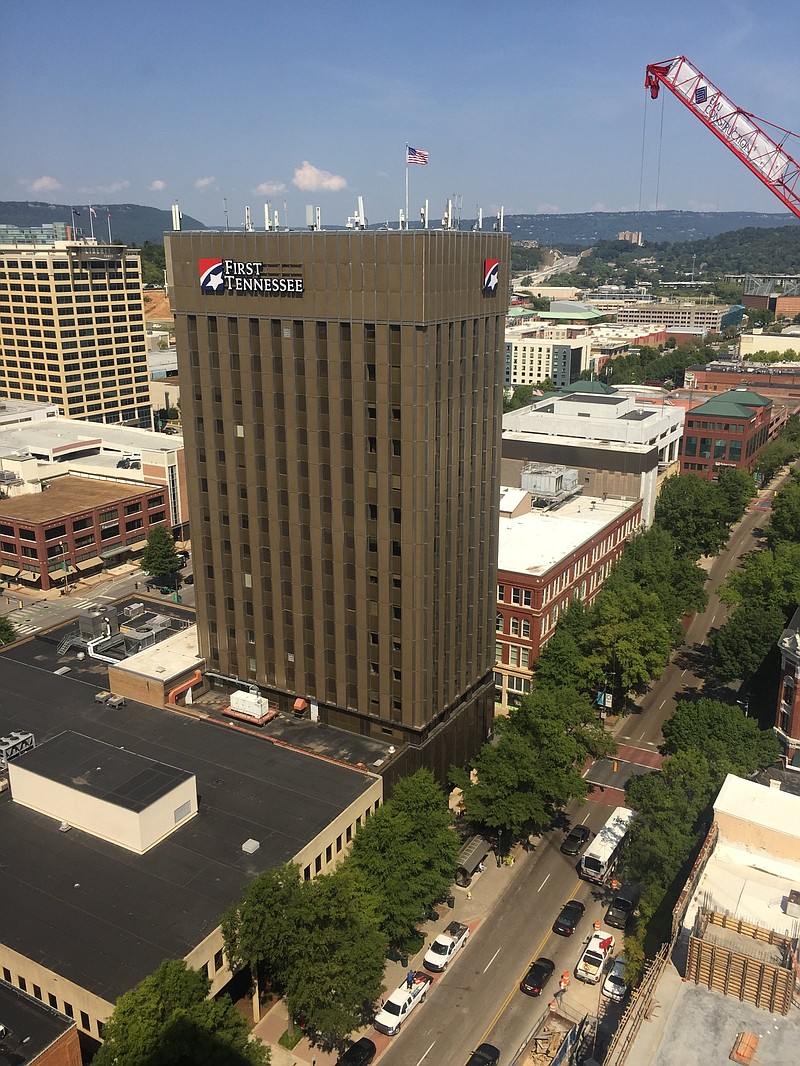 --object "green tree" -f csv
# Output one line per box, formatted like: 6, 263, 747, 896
754, 439, 794, 484
661, 697, 780, 774
222, 863, 305, 990
768, 477, 800, 547
347, 770, 459, 945
93, 959, 268, 1066
284, 869, 386, 1044
720, 541, 800, 613
0, 616, 17, 646
716, 468, 756, 525
140, 524, 182, 580
711, 603, 787, 683
654, 474, 729, 558
605, 526, 707, 624
533, 602, 590, 690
